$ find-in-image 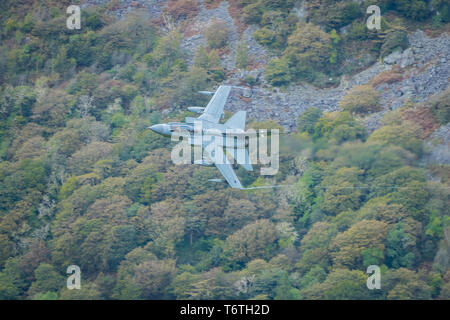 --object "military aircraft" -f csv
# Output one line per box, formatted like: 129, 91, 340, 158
149, 85, 253, 189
